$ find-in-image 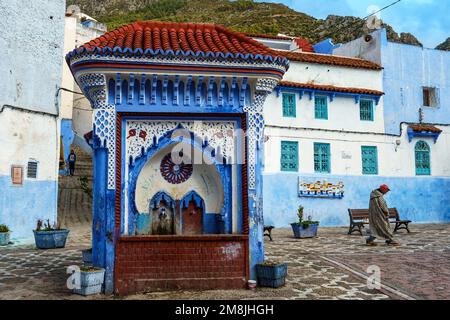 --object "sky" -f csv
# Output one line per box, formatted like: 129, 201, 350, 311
256, 0, 449, 48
